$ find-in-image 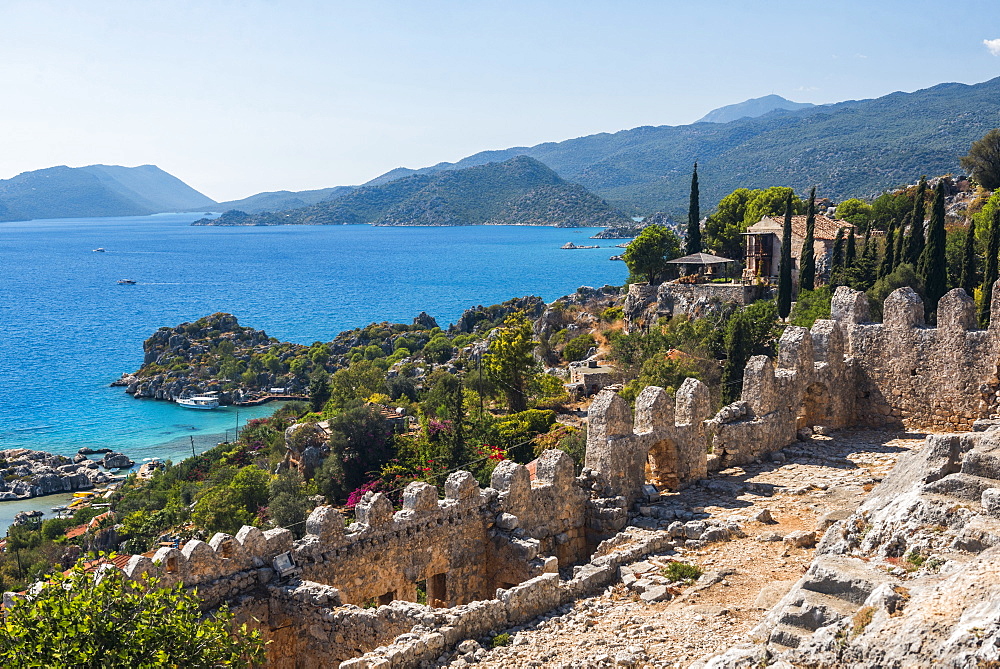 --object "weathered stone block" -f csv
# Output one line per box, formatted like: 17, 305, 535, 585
831, 285, 870, 323
444, 470, 480, 502
401, 481, 439, 513
535, 449, 574, 489
634, 385, 674, 433
305, 505, 346, 542
938, 288, 977, 332
355, 491, 394, 527
883, 287, 925, 329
